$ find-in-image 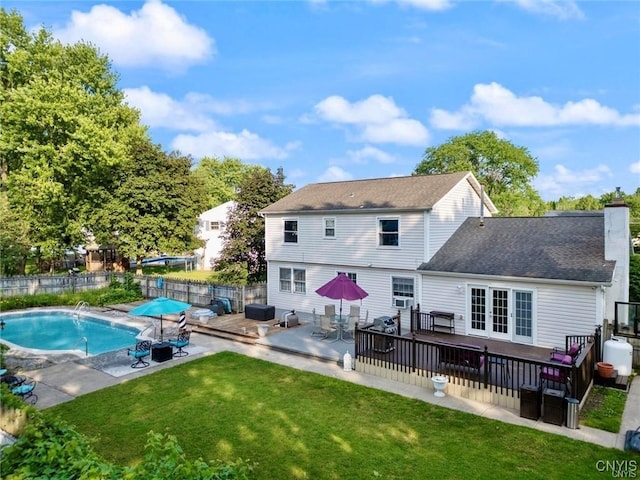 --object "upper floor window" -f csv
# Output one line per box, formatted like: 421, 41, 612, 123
209, 221, 224, 231
378, 218, 399, 247
323, 217, 335, 238
284, 220, 298, 243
